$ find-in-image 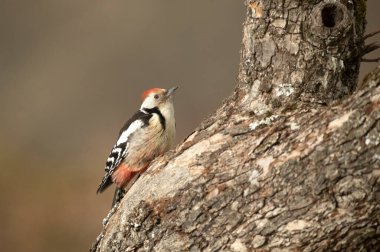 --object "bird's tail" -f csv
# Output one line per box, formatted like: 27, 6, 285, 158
112, 188, 126, 207
111, 173, 141, 207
